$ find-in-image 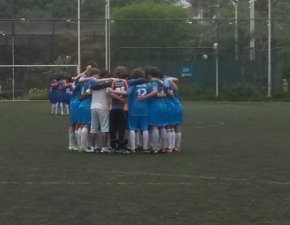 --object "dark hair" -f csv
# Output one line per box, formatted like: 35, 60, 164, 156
144, 66, 151, 78
131, 69, 145, 79
99, 69, 110, 78
115, 66, 128, 79
148, 67, 160, 78
66, 76, 73, 83
88, 68, 100, 77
